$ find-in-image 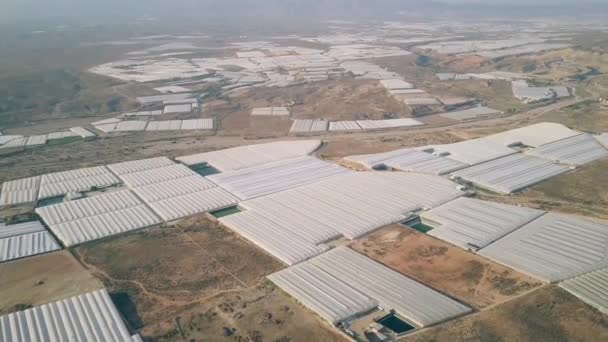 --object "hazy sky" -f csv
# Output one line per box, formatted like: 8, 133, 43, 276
0, 0, 604, 26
